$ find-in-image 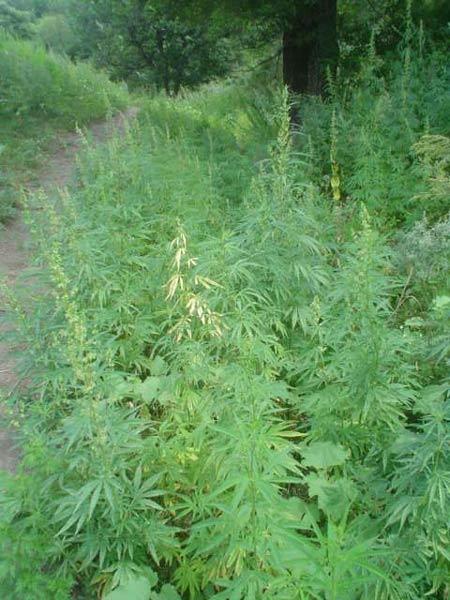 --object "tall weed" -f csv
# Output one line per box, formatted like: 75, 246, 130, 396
1, 32, 449, 600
